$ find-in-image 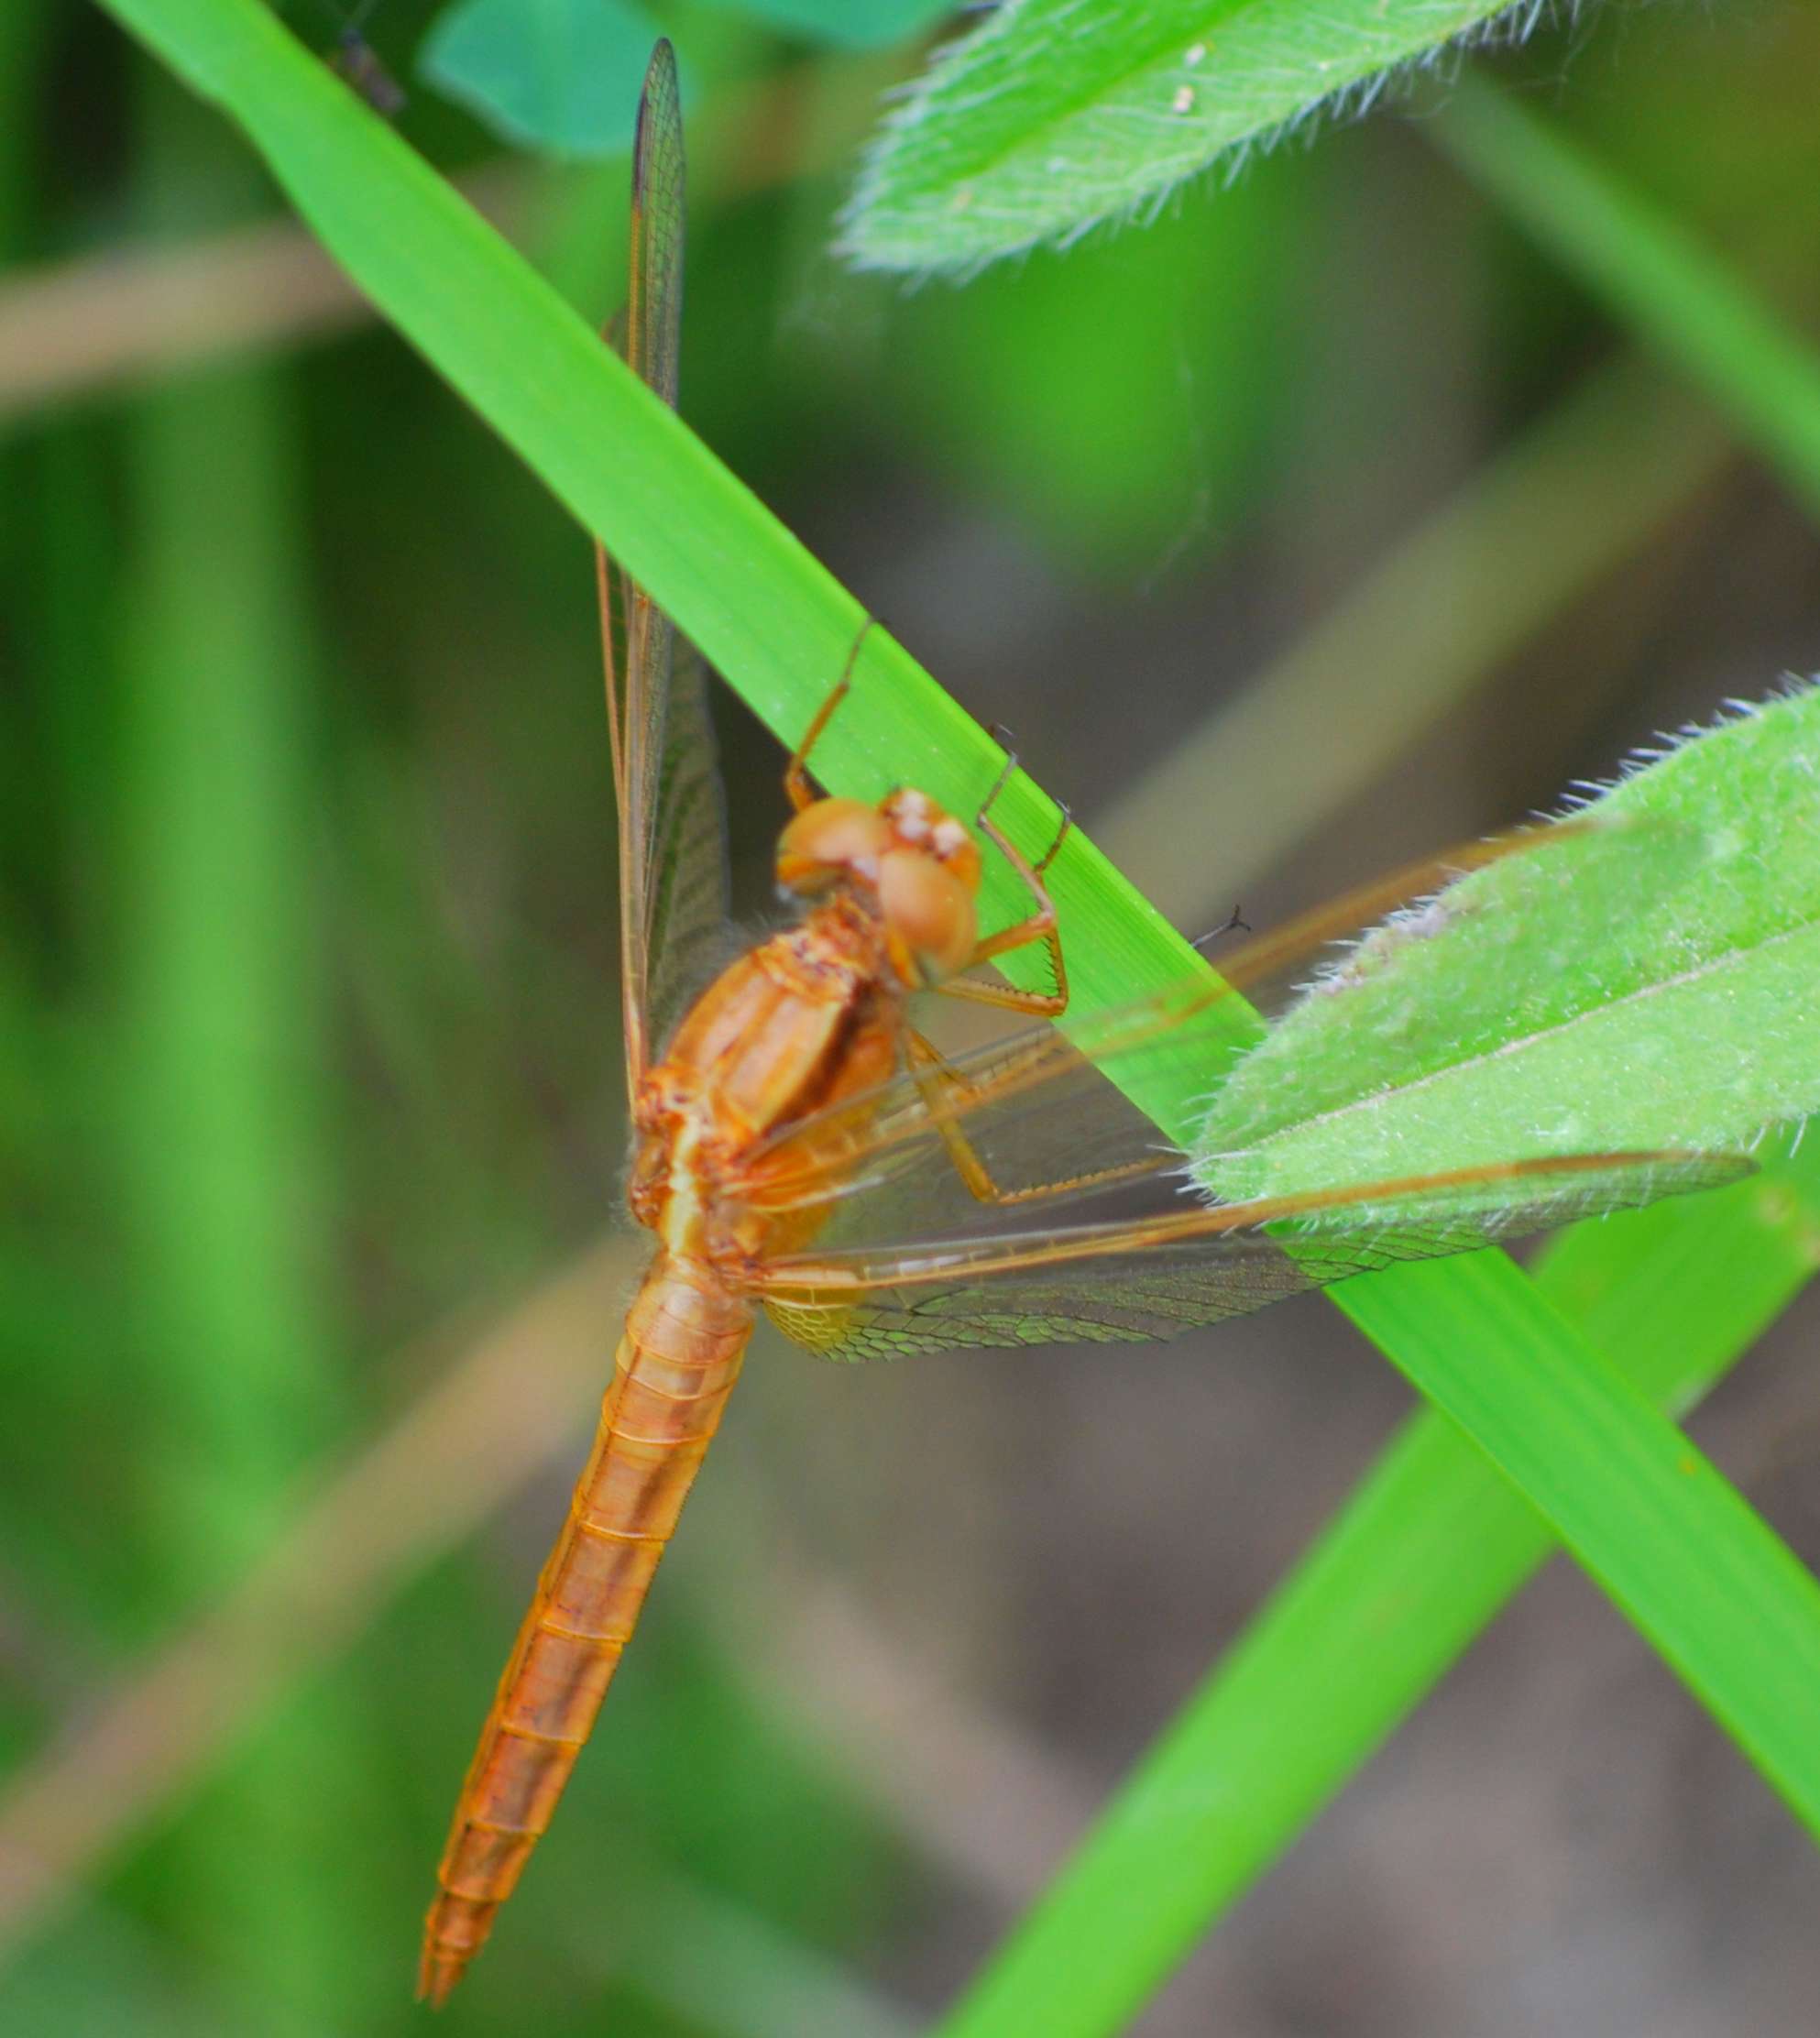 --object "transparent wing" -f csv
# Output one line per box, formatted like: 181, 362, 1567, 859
642, 641, 732, 1053
600, 39, 730, 1088
730, 823, 1745, 1359
756, 1153, 1750, 1361
621, 36, 683, 890
626, 39, 684, 435
739, 980, 1227, 1241
734, 825, 1601, 1244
